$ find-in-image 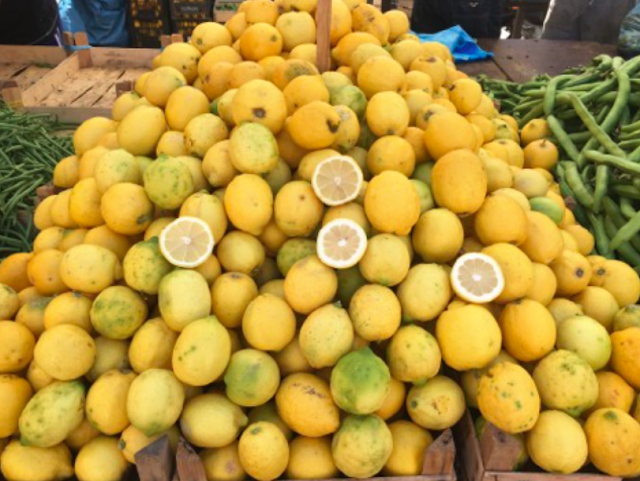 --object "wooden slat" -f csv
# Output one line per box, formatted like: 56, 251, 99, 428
0, 45, 67, 64
316, 0, 332, 72
12, 65, 56, 90
136, 435, 173, 481
0, 63, 27, 79
22, 106, 112, 123
459, 60, 508, 81
40, 67, 108, 107
94, 68, 146, 108
71, 68, 125, 107
477, 39, 617, 83
89, 47, 158, 69
175, 438, 207, 481
22, 53, 80, 104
